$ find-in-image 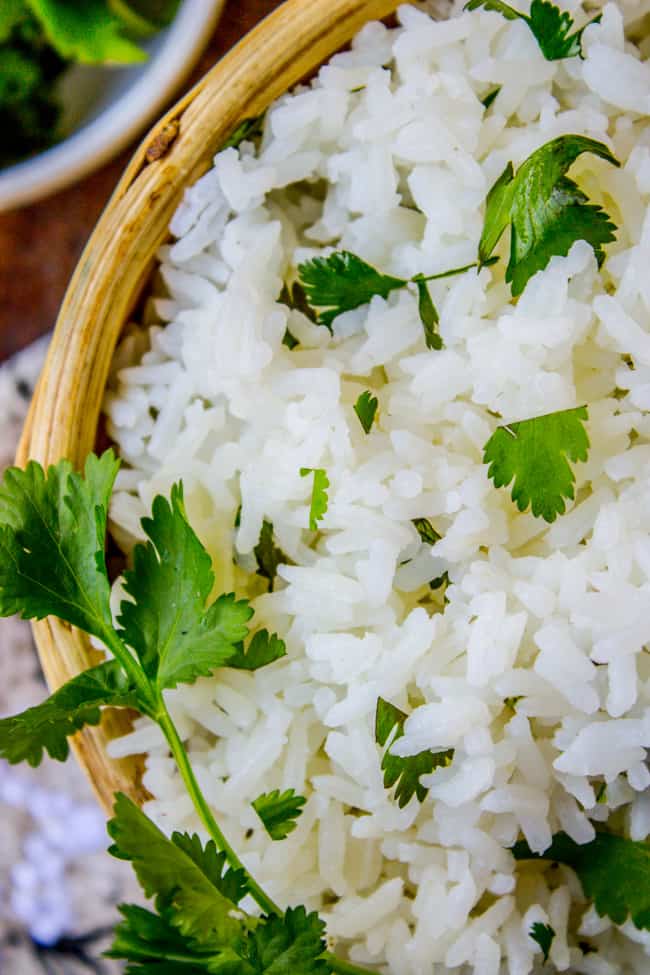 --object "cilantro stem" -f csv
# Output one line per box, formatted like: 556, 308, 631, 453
413, 256, 498, 283
100, 629, 158, 713
157, 708, 281, 918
